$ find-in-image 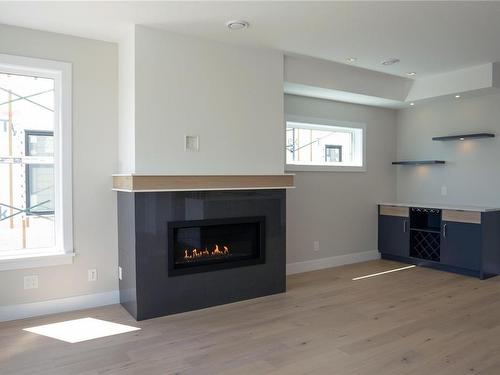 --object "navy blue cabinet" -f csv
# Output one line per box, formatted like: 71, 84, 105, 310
378, 205, 500, 279
378, 206, 409, 257
440, 221, 481, 271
